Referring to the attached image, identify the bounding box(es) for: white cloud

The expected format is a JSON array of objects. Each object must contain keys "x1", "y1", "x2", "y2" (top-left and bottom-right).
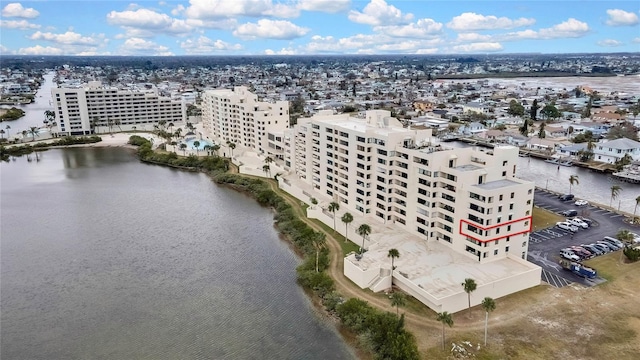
[
  {"x1": 605, "y1": 9, "x2": 639, "y2": 26},
  {"x1": 118, "y1": 37, "x2": 173, "y2": 56},
  {"x1": 264, "y1": 47, "x2": 297, "y2": 55},
  {"x1": 106, "y1": 9, "x2": 193, "y2": 36},
  {"x1": 2, "y1": 3, "x2": 39, "y2": 18},
  {"x1": 180, "y1": 36, "x2": 242, "y2": 54},
  {"x1": 447, "y1": 12, "x2": 535, "y2": 31},
  {"x1": 297, "y1": 0, "x2": 350, "y2": 13},
  {"x1": 183, "y1": 0, "x2": 298, "y2": 19},
  {"x1": 233, "y1": 19, "x2": 309, "y2": 40},
  {"x1": 30, "y1": 31, "x2": 102, "y2": 46},
  {"x1": 597, "y1": 39, "x2": 623, "y2": 47},
  {"x1": 416, "y1": 48, "x2": 438, "y2": 54},
  {"x1": 538, "y1": 18, "x2": 589, "y2": 38},
  {"x1": 0, "y1": 19, "x2": 40, "y2": 30},
  {"x1": 374, "y1": 18, "x2": 443, "y2": 38},
  {"x1": 456, "y1": 33, "x2": 492, "y2": 43},
  {"x1": 633, "y1": 37, "x2": 640, "y2": 44},
  {"x1": 0, "y1": 44, "x2": 13, "y2": 54},
  {"x1": 185, "y1": 18, "x2": 237, "y2": 30},
  {"x1": 348, "y1": 0, "x2": 413, "y2": 26},
  {"x1": 303, "y1": 33, "x2": 443, "y2": 54},
  {"x1": 452, "y1": 42, "x2": 503, "y2": 53},
  {"x1": 502, "y1": 18, "x2": 590, "y2": 40},
  {"x1": 18, "y1": 45, "x2": 64, "y2": 55}
]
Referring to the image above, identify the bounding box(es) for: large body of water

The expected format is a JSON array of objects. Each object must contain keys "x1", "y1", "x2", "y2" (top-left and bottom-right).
[{"x1": 0, "y1": 148, "x2": 353, "y2": 360}]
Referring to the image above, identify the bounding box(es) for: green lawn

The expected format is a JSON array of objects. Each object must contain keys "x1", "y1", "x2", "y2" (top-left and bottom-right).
[
  {"x1": 531, "y1": 206, "x2": 564, "y2": 231},
  {"x1": 309, "y1": 219, "x2": 360, "y2": 256}
]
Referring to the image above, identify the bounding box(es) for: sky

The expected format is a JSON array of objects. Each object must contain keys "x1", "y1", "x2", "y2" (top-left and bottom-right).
[{"x1": 0, "y1": 0, "x2": 639, "y2": 56}]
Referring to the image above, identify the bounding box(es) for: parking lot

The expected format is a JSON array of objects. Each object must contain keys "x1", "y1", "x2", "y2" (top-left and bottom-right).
[{"x1": 527, "y1": 188, "x2": 635, "y2": 288}]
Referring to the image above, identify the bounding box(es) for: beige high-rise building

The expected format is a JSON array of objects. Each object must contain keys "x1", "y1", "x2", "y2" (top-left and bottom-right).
[
  {"x1": 51, "y1": 81, "x2": 183, "y2": 136},
  {"x1": 288, "y1": 110, "x2": 534, "y2": 263},
  {"x1": 201, "y1": 86, "x2": 288, "y2": 158}
]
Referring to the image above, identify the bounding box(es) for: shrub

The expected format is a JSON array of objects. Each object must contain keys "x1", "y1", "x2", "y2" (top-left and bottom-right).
[{"x1": 623, "y1": 247, "x2": 640, "y2": 262}]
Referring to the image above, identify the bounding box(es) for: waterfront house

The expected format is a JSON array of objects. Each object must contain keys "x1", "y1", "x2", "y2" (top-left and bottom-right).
[
  {"x1": 593, "y1": 138, "x2": 640, "y2": 163},
  {"x1": 460, "y1": 121, "x2": 487, "y2": 136}
]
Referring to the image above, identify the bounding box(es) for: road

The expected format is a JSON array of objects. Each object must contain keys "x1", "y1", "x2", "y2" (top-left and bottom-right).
[{"x1": 528, "y1": 188, "x2": 638, "y2": 287}]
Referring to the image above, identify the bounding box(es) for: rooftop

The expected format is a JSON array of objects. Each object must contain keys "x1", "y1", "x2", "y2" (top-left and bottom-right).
[{"x1": 475, "y1": 178, "x2": 521, "y2": 190}]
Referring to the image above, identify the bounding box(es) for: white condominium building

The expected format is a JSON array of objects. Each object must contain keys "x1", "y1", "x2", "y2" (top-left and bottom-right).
[
  {"x1": 290, "y1": 110, "x2": 534, "y2": 263},
  {"x1": 201, "y1": 86, "x2": 289, "y2": 157},
  {"x1": 51, "y1": 81, "x2": 184, "y2": 136}
]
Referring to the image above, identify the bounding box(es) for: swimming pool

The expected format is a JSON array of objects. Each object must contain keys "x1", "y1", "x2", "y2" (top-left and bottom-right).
[{"x1": 183, "y1": 138, "x2": 213, "y2": 150}]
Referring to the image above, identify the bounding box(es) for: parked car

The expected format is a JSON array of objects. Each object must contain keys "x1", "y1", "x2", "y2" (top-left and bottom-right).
[
  {"x1": 591, "y1": 243, "x2": 611, "y2": 254},
  {"x1": 570, "y1": 246, "x2": 592, "y2": 259},
  {"x1": 631, "y1": 232, "x2": 640, "y2": 244},
  {"x1": 574, "y1": 200, "x2": 589, "y2": 206},
  {"x1": 556, "y1": 221, "x2": 579, "y2": 232},
  {"x1": 560, "y1": 209, "x2": 578, "y2": 217},
  {"x1": 559, "y1": 194, "x2": 575, "y2": 201},
  {"x1": 567, "y1": 218, "x2": 589, "y2": 229},
  {"x1": 597, "y1": 241, "x2": 620, "y2": 251},
  {"x1": 602, "y1": 236, "x2": 624, "y2": 248},
  {"x1": 575, "y1": 216, "x2": 593, "y2": 226},
  {"x1": 560, "y1": 249, "x2": 581, "y2": 261},
  {"x1": 581, "y1": 244, "x2": 604, "y2": 256}
]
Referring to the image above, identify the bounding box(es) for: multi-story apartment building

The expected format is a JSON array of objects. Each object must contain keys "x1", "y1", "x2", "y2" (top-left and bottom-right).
[
  {"x1": 289, "y1": 110, "x2": 534, "y2": 263},
  {"x1": 201, "y1": 86, "x2": 288, "y2": 157},
  {"x1": 51, "y1": 81, "x2": 184, "y2": 136}
]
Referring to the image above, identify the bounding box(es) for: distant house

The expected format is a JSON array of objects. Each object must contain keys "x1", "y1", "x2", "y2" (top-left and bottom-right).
[
  {"x1": 557, "y1": 143, "x2": 588, "y2": 157},
  {"x1": 593, "y1": 138, "x2": 640, "y2": 163},
  {"x1": 459, "y1": 122, "x2": 486, "y2": 136},
  {"x1": 462, "y1": 101, "x2": 489, "y2": 115}
]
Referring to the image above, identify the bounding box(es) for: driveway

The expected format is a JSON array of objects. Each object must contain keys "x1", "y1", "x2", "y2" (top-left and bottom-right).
[{"x1": 527, "y1": 188, "x2": 636, "y2": 287}]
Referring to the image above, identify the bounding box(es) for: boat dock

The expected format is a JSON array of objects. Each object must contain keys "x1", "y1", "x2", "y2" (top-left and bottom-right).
[{"x1": 612, "y1": 165, "x2": 640, "y2": 184}]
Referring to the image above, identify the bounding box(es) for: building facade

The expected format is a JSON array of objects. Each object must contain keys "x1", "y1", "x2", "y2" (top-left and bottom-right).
[
  {"x1": 201, "y1": 86, "x2": 289, "y2": 157},
  {"x1": 289, "y1": 110, "x2": 534, "y2": 263},
  {"x1": 51, "y1": 81, "x2": 184, "y2": 136}
]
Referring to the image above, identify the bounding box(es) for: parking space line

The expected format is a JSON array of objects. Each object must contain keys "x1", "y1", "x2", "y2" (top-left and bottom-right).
[{"x1": 610, "y1": 214, "x2": 622, "y2": 218}]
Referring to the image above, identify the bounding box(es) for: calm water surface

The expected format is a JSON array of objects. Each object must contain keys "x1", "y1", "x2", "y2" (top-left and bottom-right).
[{"x1": 1, "y1": 148, "x2": 353, "y2": 360}]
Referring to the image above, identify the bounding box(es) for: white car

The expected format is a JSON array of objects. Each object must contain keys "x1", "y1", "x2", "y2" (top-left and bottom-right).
[
  {"x1": 574, "y1": 200, "x2": 589, "y2": 206},
  {"x1": 556, "y1": 221, "x2": 579, "y2": 232},
  {"x1": 560, "y1": 249, "x2": 580, "y2": 261},
  {"x1": 631, "y1": 232, "x2": 640, "y2": 244},
  {"x1": 567, "y1": 218, "x2": 589, "y2": 229}
]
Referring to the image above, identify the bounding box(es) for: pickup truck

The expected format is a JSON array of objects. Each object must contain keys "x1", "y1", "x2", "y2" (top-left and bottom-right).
[{"x1": 559, "y1": 259, "x2": 597, "y2": 279}]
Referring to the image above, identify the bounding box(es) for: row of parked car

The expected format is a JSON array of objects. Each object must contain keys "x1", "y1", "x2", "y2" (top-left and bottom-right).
[
  {"x1": 556, "y1": 216, "x2": 592, "y2": 232},
  {"x1": 560, "y1": 236, "x2": 625, "y2": 261}
]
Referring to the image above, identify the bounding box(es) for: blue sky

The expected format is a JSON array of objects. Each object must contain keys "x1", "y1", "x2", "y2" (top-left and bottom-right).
[{"x1": 1, "y1": 1, "x2": 638, "y2": 56}]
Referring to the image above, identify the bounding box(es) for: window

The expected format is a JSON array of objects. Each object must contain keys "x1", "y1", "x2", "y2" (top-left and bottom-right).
[
  {"x1": 506, "y1": 246, "x2": 510, "y2": 252},
  {"x1": 502, "y1": 171, "x2": 507, "y2": 176},
  {"x1": 502, "y1": 160, "x2": 508, "y2": 166},
  {"x1": 494, "y1": 249, "x2": 498, "y2": 255},
  {"x1": 499, "y1": 194, "x2": 503, "y2": 201},
  {"x1": 509, "y1": 203, "x2": 514, "y2": 210},
  {"x1": 511, "y1": 192, "x2": 515, "y2": 199}
]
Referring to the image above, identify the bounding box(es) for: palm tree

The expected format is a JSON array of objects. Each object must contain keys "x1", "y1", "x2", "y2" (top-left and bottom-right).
[
  {"x1": 390, "y1": 292, "x2": 406, "y2": 317},
  {"x1": 90, "y1": 117, "x2": 99, "y2": 134},
  {"x1": 203, "y1": 144, "x2": 212, "y2": 156},
  {"x1": 436, "y1": 311, "x2": 454, "y2": 350},
  {"x1": 634, "y1": 195, "x2": 640, "y2": 222},
  {"x1": 212, "y1": 144, "x2": 221, "y2": 157},
  {"x1": 0, "y1": 129, "x2": 4, "y2": 139},
  {"x1": 167, "y1": 122, "x2": 174, "y2": 132},
  {"x1": 28, "y1": 127, "x2": 38, "y2": 141},
  {"x1": 312, "y1": 232, "x2": 326, "y2": 272},
  {"x1": 193, "y1": 140, "x2": 200, "y2": 153},
  {"x1": 179, "y1": 143, "x2": 187, "y2": 155},
  {"x1": 610, "y1": 185, "x2": 622, "y2": 207},
  {"x1": 357, "y1": 223, "x2": 371, "y2": 254},
  {"x1": 5, "y1": 125, "x2": 11, "y2": 138},
  {"x1": 174, "y1": 128, "x2": 182, "y2": 139},
  {"x1": 264, "y1": 156, "x2": 273, "y2": 165},
  {"x1": 462, "y1": 278, "x2": 477, "y2": 318},
  {"x1": 262, "y1": 164, "x2": 270, "y2": 177},
  {"x1": 481, "y1": 297, "x2": 496, "y2": 346},
  {"x1": 568, "y1": 175, "x2": 579, "y2": 194},
  {"x1": 341, "y1": 212, "x2": 353, "y2": 243},
  {"x1": 328, "y1": 201, "x2": 340, "y2": 233},
  {"x1": 228, "y1": 142, "x2": 236, "y2": 157},
  {"x1": 388, "y1": 248, "x2": 400, "y2": 271}
]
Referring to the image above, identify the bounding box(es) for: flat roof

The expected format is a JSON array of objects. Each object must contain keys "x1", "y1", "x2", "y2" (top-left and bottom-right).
[
  {"x1": 475, "y1": 178, "x2": 520, "y2": 190},
  {"x1": 346, "y1": 222, "x2": 537, "y2": 300},
  {"x1": 455, "y1": 164, "x2": 482, "y2": 172}
]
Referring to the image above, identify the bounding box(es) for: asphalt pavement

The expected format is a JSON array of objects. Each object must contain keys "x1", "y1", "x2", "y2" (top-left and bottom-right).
[{"x1": 527, "y1": 188, "x2": 638, "y2": 288}]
